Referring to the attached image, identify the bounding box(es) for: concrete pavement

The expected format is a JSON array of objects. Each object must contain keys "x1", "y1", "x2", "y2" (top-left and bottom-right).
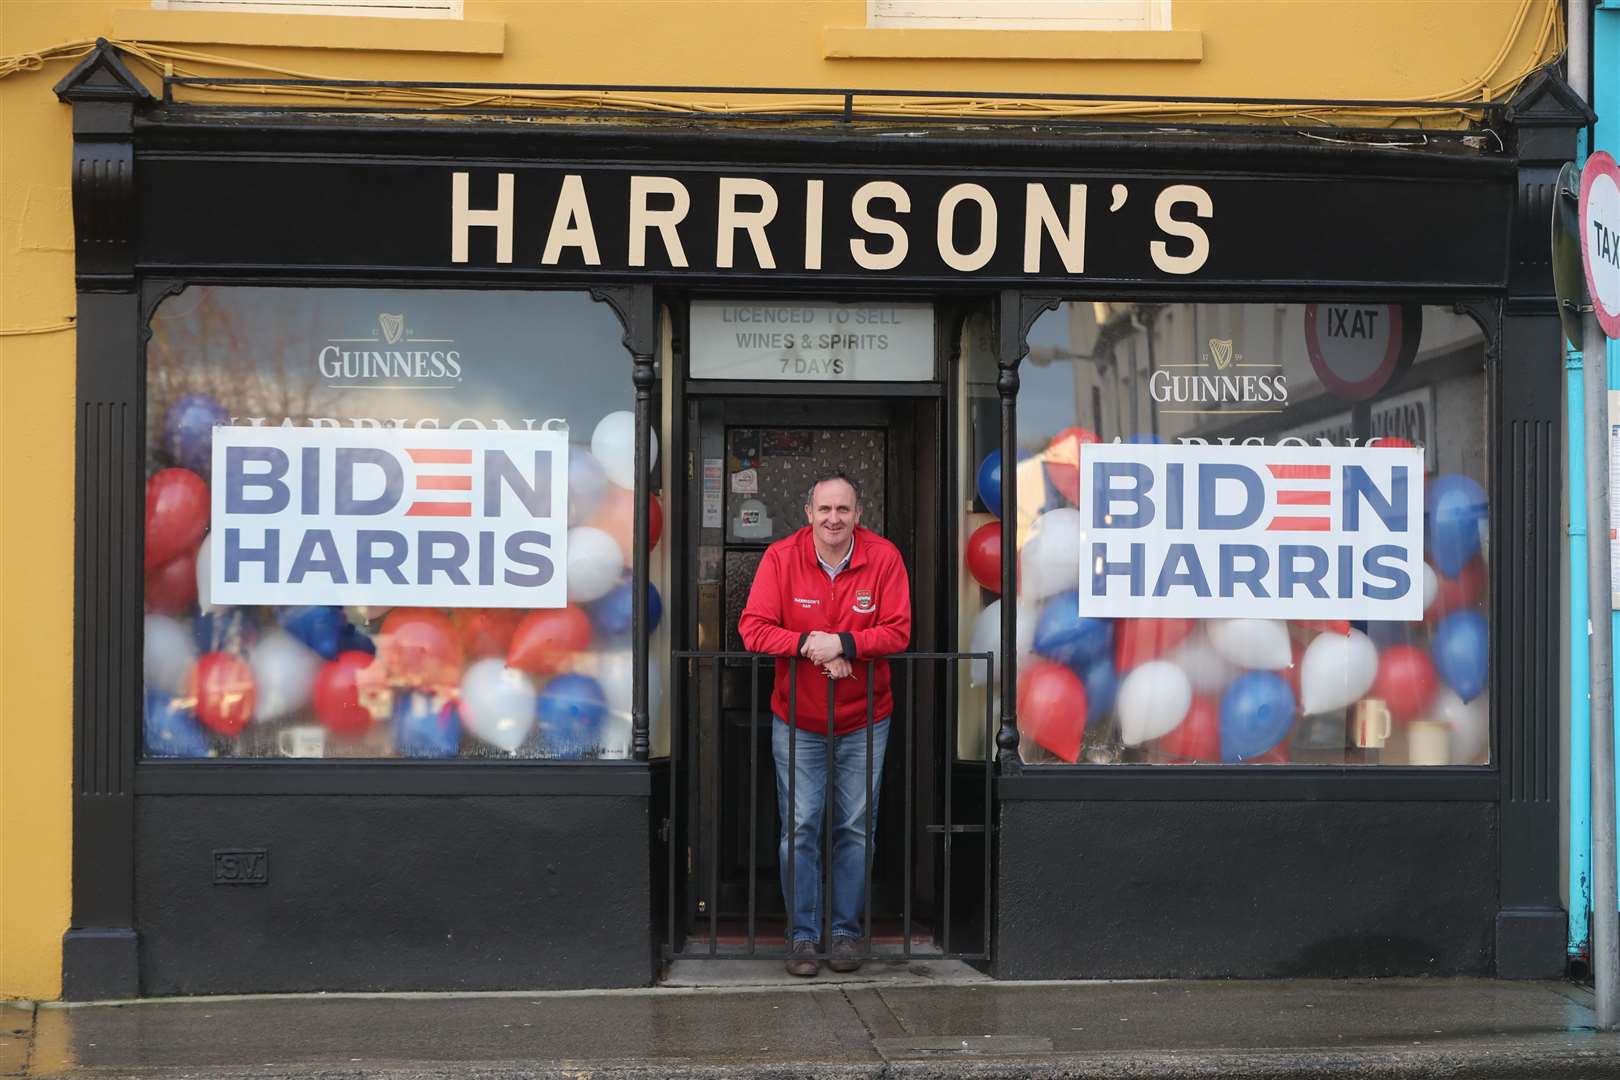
[{"x1": 3, "y1": 962, "x2": 1618, "y2": 1079}]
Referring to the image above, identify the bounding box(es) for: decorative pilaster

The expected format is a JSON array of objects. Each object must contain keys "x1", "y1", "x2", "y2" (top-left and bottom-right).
[
  {"x1": 592, "y1": 285, "x2": 658, "y2": 761},
  {"x1": 992, "y1": 292, "x2": 1060, "y2": 771},
  {"x1": 54, "y1": 40, "x2": 154, "y2": 1001}
]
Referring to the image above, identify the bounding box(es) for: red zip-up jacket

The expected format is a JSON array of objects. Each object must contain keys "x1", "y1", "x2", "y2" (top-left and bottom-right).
[{"x1": 738, "y1": 526, "x2": 911, "y2": 735}]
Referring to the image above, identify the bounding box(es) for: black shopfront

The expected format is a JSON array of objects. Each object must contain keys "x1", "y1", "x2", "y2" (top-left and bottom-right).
[{"x1": 57, "y1": 44, "x2": 1587, "y2": 998}]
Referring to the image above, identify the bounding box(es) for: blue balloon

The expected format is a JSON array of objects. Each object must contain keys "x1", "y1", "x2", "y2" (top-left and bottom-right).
[
  {"x1": 1426, "y1": 474, "x2": 1487, "y2": 578},
  {"x1": 162, "y1": 393, "x2": 229, "y2": 474},
  {"x1": 336, "y1": 621, "x2": 377, "y2": 657},
  {"x1": 537, "y1": 673, "x2": 608, "y2": 757},
  {"x1": 144, "y1": 691, "x2": 211, "y2": 758},
  {"x1": 1220, "y1": 672, "x2": 1296, "y2": 762},
  {"x1": 1432, "y1": 610, "x2": 1488, "y2": 702},
  {"x1": 589, "y1": 580, "x2": 663, "y2": 639},
  {"x1": 279, "y1": 606, "x2": 347, "y2": 660},
  {"x1": 1081, "y1": 657, "x2": 1118, "y2": 725},
  {"x1": 393, "y1": 690, "x2": 461, "y2": 758},
  {"x1": 193, "y1": 608, "x2": 259, "y2": 655},
  {"x1": 1126, "y1": 433, "x2": 1164, "y2": 444},
  {"x1": 975, "y1": 449, "x2": 1030, "y2": 519},
  {"x1": 1032, "y1": 592, "x2": 1113, "y2": 671}
]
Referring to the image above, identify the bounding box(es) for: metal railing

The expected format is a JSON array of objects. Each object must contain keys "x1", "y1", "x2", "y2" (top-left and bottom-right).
[{"x1": 667, "y1": 651, "x2": 994, "y2": 964}]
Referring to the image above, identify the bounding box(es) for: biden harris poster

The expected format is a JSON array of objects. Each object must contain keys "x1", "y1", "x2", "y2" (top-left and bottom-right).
[
  {"x1": 1076, "y1": 443, "x2": 1425, "y2": 621},
  {"x1": 210, "y1": 426, "x2": 569, "y2": 609}
]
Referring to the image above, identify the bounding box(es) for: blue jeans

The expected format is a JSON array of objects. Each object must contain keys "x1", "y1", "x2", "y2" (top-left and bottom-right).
[{"x1": 772, "y1": 716, "x2": 890, "y2": 945}]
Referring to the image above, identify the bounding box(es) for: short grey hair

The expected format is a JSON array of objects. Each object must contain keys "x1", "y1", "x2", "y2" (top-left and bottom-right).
[{"x1": 805, "y1": 470, "x2": 862, "y2": 509}]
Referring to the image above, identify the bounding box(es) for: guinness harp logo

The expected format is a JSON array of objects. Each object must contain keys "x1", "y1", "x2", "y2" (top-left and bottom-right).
[
  {"x1": 379, "y1": 313, "x2": 406, "y2": 345},
  {"x1": 1208, "y1": 338, "x2": 1235, "y2": 371}
]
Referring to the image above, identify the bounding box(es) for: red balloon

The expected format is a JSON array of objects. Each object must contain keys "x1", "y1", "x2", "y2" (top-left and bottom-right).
[
  {"x1": 379, "y1": 608, "x2": 463, "y2": 690},
  {"x1": 145, "y1": 548, "x2": 198, "y2": 615},
  {"x1": 313, "y1": 650, "x2": 386, "y2": 736},
  {"x1": 649, "y1": 494, "x2": 664, "y2": 551},
  {"x1": 145, "y1": 468, "x2": 209, "y2": 570},
  {"x1": 452, "y1": 608, "x2": 523, "y2": 660},
  {"x1": 508, "y1": 607, "x2": 593, "y2": 676},
  {"x1": 1370, "y1": 436, "x2": 1415, "y2": 449},
  {"x1": 1251, "y1": 744, "x2": 1292, "y2": 764},
  {"x1": 1114, "y1": 618, "x2": 1195, "y2": 671},
  {"x1": 1428, "y1": 556, "x2": 1486, "y2": 620},
  {"x1": 1042, "y1": 427, "x2": 1101, "y2": 505},
  {"x1": 1016, "y1": 660, "x2": 1087, "y2": 763},
  {"x1": 965, "y1": 522, "x2": 1002, "y2": 592},
  {"x1": 191, "y1": 651, "x2": 255, "y2": 737},
  {"x1": 1372, "y1": 644, "x2": 1438, "y2": 724},
  {"x1": 1158, "y1": 695, "x2": 1220, "y2": 761}
]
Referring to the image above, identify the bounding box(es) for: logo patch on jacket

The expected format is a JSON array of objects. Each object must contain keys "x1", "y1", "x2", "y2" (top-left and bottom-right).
[{"x1": 852, "y1": 589, "x2": 875, "y2": 614}]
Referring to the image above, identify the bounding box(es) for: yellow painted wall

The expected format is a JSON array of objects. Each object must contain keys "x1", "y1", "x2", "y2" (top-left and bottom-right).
[{"x1": 0, "y1": 0, "x2": 1562, "y2": 999}]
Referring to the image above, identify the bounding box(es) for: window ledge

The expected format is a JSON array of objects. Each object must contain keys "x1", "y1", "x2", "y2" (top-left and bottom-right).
[
  {"x1": 111, "y1": 8, "x2": 505, "y2": 55},
  {"x1": 824, "y1": 27, "x2": 1202, "y2": 62}
]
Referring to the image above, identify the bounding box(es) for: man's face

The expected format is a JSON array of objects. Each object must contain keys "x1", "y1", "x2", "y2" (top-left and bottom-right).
[{"x1": 805, "y1": 479, "x2": 861, "y2": 551}]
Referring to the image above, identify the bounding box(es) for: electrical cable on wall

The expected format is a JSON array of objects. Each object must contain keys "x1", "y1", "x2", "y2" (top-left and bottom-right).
[{"x1": 0, "y1": 0, "x2": 1564, "y2": 128}]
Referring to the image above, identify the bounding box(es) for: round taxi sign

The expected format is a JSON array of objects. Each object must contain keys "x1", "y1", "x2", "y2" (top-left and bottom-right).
[{"x1": 1580, "y1": 151, "x2": 1620, "y2": 340}]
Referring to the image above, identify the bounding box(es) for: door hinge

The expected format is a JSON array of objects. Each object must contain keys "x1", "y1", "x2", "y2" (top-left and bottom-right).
[
  {"x1": 688, "y1": 450, "x2": 695, "y2": 482},
  {"x1": 658, "y1": 817, "x2": 672, "y2": 843}
]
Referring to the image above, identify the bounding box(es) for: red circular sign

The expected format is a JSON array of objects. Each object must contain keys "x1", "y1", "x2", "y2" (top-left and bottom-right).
[
  {"x1": 1580, "y1": 151, "x2": 1620, "y2": 340},
  {"x1": 1304, "y1": 304, "x2": 1421, "y2": 402}
]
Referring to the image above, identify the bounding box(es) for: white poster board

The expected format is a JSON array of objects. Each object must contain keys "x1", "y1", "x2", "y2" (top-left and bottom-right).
[
  {"x1": 210, "y1": 426, "x2": 569, "y2": 608},
  {"x1": 1076, "y1": 443, "x2": 1426, "y2": 620}
]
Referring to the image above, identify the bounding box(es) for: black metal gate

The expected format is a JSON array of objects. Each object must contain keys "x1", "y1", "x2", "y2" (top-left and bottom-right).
[{"x1": 666, "y1": 651, "x2": 993, "y2": 966}]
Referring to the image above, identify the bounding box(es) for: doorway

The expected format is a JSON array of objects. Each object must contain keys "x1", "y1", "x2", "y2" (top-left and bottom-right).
[{"x1": 676, "y1": 391, "x2": 956, "y2": 954}]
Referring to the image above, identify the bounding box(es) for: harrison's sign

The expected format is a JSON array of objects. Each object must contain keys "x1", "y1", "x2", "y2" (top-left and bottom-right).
[{"x1": 140, "y1": 158, "x2": 1515, "y2": 290}]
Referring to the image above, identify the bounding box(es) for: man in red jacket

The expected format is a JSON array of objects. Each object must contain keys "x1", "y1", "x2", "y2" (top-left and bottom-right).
[{"x1": 739, "y1": 471, "x2": 911, "y2": 977}]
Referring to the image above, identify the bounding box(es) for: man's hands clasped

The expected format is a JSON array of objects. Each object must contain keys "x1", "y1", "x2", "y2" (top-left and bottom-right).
[{"x1": 802, "y1": 630, "x2": 852, "y2": 679}]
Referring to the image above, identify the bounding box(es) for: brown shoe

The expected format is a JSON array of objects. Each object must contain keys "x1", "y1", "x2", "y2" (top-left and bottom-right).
[
  {"x1": 827, "y1": 936, "x2": 864, "y2": 973},
  {"x1": 785, "y1": 939, "x2": 819, "y2": 977}
]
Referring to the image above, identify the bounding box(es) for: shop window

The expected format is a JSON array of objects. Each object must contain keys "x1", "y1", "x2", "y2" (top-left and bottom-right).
[
  {"x1": 958, "y1": 301, "x2": 1490, "y2": 767},
  {"x1": 151, "y1": 0, "x2": 463, "y2": 18},
  {"x1": 869, "y1": 0, "x2": 1171, "y2": 32},
  {"x1": 141, "y1": 286, "x2": 656, "y2": 761}
]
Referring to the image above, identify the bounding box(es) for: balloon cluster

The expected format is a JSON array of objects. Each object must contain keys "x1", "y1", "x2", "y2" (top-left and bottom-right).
[
  {"x1": 964, "y1": 433, "x2": 1490, "y2": 766},
  {"x1": 143, "y1": 408, "x2": 666, "y2": 760}
]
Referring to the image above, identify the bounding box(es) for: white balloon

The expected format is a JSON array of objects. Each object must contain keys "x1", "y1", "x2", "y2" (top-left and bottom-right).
[
  {"x1": 195, "y1": 541, "x2": 215, "y2": 614},
  {"x1": 1299, "y1": 628, "x2": 1378, "y2": 714},
  {"x1": 144, "y1": 613, "x2": 197, "y2": 695},
  {"x1": 567, "y1": 526, "x2": 625, "y2": 603},
  {"x1": 1207, "y1": 619, "x2": 1292, "y2": 670},
  {"x1": 1169, "y1": 629, "x2": 1240, "y2": 695},
  {"x1": 591, "y1": 411, "x2": 657, "y2": 491},
  {"x1": 1421, "y1": 563, "x2": 1439, "y2": 611},
  {"x1": 1019, "y1": 508, "x2": 1083, "y2": 599},
  {"x1": 595, "y1": 649, "x2": 665, "y2": 720},
  {"x1": 567, "y1": 446, "x2": 610, "y2": 526},
  {"x1": 248, "y1": 630, "x2": 322, "y2": 723},
  {"x1": 460, "y1": 658, "x2": 538, "y2": 753},
  {"x1": 967, "y1": 598, "x2": 1036, "y2": 688},
  {"x1": 1429, "y1": 686, "x2": 1488, "y2": 764},
  {"x1": 1116, "y1": 660, "x2": 1192, "y2": 746}
]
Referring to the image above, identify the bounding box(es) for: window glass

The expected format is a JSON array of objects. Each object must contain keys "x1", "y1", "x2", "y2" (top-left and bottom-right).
[
  {"x1": 970, "y1": 301, "x2": 1487, "y2": 766},
  {"x1": 142, "y1": 286, "x2": 652, "y2": 760}
]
